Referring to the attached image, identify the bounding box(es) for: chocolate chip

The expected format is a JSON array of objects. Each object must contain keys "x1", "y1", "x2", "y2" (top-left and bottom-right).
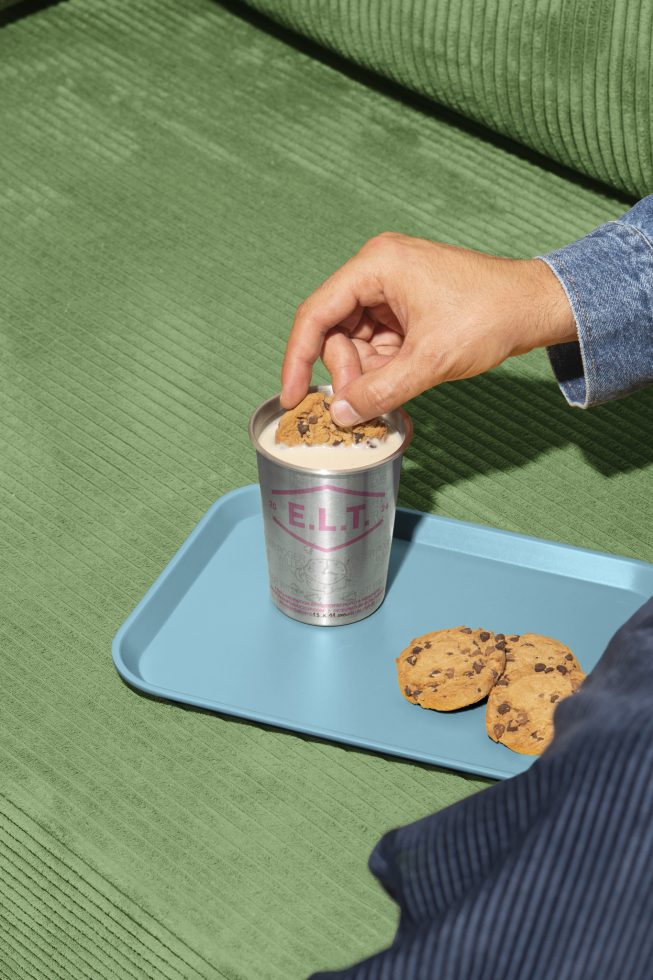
[
  {"x1": 429, "y1": 669, "x2": 441, "y2": 676},
  {"x1": 480, "y1": 631, "x2": 491, "y2": 642},
  {"x1": 404, "y1": 686, "x2": 420, "y2": 699},
  {"x1": 460, "y1": 627, "x2": 473, "y2": 634},
  {"x1": 523, "y1": 642, "x2": 534, "y2": 647},
  {"x1": 493, "y1": 723, "x2": 505, "y2": 738},
  {"x1": 534, "y1": 663, "x2": 546, "y2": 672},
  {"x1": 509, "y1": 635, "x2": 520, "y2": 642},
  {"x1": 473, "y1": 661, "x2": 484, "y2": 674},
  {"x1": 297, "y1": 420, "x2": 309, "y2": 435},
  {"x1": 565, "y1": 653, "x2": 574, "y2": 661},
  {"x1": 556, "y1": 664, "x2": 568, "y2": 675},
  {"x1": 429, "y1": 683, "x2": 439, "y2": 691},
  {"x1": 412, "y1": 646, "x2": 422, "y2": 655},
  {"x1": 424, "y1": 641, "x2": 432, "y2": 649},
  {"x1": 530, "y1": 730, "x2": 539, "y2": 739},
  {"x1": 550, "y1": 694, "x2": 559, "y2": 703},
  {"x1": 495, "y1": 633, "x2": 505, "y2": 641},
  {"x1": 497, "y1": 677, "x2": 509, "y2": 686},
  {"x1": 545, "y1": 667, "x2": 554, "y2": 673},
  {"x1": 507, "y1": 720, "x2": 518, "y2": 732},
  {"x1": 490, "y1": 669, "x2": 498, "y2": 680},
  {"x1": 464, "y1": 670, "x2": 473, "y2": 678},
  {"x1": 445, "y1": 668, "x2": 454, "y2": 679},
  {"x1": 333, "y1": 439, "x2": 343, "y2": 447},
  {"x1": 353, "y1": 432, "x2": 364, "y2": 444},
  {"x1": 308, "y1": 415, "x2": 318, "y2": 424},
  {"x1": 497, "y1": 703, "x2": 510, "y2": 714},
  {"x1": 495, "y1": 640, "x2": 506, "y2": 651},
  {"x1": 516, "y1": 711, "x2": 528, "y2": 725},
  {"x1": 406, "y1": 654, "x2": 418, "y2": 666}
]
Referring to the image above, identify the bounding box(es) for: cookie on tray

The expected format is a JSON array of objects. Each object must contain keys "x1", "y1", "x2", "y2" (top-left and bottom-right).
[
  {"x1": 275, "y1": 392, "x2": 387, "y2": 447},
  {"x1": 494, "y1": 632, "x2": 583, "y2": 689},
  {"x1": 486, "y1": 669, "x2": 584, "y2": 755},
  {"x1": 396, "y1": 626, "x2": 506, "y2": 712}
]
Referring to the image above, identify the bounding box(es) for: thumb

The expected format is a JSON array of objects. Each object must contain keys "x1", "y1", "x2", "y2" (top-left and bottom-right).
[{"x1": 331, "y1": 350, "x2": 431, "y2": 425}]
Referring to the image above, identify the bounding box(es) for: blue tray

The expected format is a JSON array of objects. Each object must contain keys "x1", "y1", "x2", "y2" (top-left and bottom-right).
[{"x1": 112, "y1": 485, "x2": 653, "y2": 780}]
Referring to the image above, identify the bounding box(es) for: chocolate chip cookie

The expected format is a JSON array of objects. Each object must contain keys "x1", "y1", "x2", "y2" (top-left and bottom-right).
[
  {"x1": 493, "y1": 633, "x2": 583, "y2": 689},
  {"x1": 396, "y1": 626, "x2": 506, "y2": 712},
  {"x1": 276, "y1": 392, "x2": 388, "y2": 447},
  {"x1": 487, "y1": 670, "x2": 583, "y2": 754}
]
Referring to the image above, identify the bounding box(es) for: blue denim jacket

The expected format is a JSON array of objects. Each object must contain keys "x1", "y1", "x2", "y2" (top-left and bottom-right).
[{"x1": 539, "y1": 195, "x2": 653, "y2": 407}]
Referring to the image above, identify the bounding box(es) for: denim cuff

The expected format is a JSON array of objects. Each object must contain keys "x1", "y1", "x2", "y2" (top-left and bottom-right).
[{"x1": 538, "y1": 200, "x2": 653, "y2": 408}]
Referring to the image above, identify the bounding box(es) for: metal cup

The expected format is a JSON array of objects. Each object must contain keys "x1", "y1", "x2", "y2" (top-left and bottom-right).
[{"x1": 249, "y1": 386, "x2": 413, "y2": 626}]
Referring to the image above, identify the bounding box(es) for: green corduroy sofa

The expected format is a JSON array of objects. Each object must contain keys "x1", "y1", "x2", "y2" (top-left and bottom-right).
[{"x1": 1, "y1": 1, "x2": 652, "y2": 978}]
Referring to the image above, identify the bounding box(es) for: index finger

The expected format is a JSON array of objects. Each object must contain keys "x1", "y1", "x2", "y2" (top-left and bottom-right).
[{"x1": 280, "y1": 255, "x2": 384, "y2": 408}]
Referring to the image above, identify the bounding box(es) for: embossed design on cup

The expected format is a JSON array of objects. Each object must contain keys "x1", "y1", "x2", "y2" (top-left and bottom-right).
[{"x1": 270, "y1": 483, "x2": 390, "y2": 553}]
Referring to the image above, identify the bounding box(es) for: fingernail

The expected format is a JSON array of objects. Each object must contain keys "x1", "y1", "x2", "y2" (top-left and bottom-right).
[{"x1": 331, "y1": 399, "x2": 361, "y2": 426}]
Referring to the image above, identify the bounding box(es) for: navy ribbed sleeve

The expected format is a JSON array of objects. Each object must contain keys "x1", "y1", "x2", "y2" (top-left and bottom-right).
[{"x1": 311, "y1": 597, "x2": 653, "y2": 979}]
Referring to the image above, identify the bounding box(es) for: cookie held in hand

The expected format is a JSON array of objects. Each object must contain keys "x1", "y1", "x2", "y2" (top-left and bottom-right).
[
  {"x1": 396, "y1": 626, "x2": 506, "y2": 712},
  {"x1": 276, "y1": 392, "x2": 387, "y2": 447}
]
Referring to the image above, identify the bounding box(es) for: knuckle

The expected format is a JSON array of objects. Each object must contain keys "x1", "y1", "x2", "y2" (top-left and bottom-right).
[
  {"x1": 365, "y1": 373, "x2": 397, "y2": 413},
  {"x1": 294, "y1": 299, "x2": 309, "y2": 320},
  {"x1": 364, "y1": 231, "x2": 400, "y2": 253}
]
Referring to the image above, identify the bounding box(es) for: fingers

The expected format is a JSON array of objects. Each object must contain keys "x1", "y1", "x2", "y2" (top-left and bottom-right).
[
  {"x1": 280, "y1": 257, "x2": 385, "y2": 408},
  {"x1": 321, "y1": 328, "x2": 362, "y2": 392},
  {"x1": 351, "y1": 342, "x2": 396, "y2": 374},
  {"x1": 330, "y1": 346, "x2": 434, "y2": 425}
]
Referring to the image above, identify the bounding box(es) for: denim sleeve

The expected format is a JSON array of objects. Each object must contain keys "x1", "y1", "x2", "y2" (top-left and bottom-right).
[{"x1": 538, "y1": 195, "x2": 653, "y2": 408}]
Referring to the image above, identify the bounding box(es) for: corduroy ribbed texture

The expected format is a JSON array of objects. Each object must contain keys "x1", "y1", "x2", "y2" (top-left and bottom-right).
[
  {"x1": 239, "y1": 0, "x2": 653, "y2": 199},
  {"x1": 0, "y1": 0, "x2": 652, "y2": 977}
]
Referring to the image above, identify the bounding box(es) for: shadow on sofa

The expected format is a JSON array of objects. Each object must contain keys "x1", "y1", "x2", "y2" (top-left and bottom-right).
[{"x1": 405, "y1": 372, "x2": 653, "y2": 513}]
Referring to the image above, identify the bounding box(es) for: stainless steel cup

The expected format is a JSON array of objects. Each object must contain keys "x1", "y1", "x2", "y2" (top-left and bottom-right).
[{"x1": 249, "y1": 386, "x2": 413, "y2": 626}]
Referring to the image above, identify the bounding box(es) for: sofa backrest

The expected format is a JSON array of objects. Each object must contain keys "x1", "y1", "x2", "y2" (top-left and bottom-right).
[{"x1": 241, "y1": 0, "x2": 651, "y2": 199}]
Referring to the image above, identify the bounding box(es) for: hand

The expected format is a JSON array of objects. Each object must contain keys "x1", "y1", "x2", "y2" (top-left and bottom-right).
[{"x1": 280, "y1": 233, "x2": 577, "y2": 425}]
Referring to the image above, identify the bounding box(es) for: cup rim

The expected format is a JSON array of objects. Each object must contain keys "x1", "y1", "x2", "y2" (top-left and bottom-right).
[{"x1": 248, "y1": 385, "x2": 413, "y2": 476}]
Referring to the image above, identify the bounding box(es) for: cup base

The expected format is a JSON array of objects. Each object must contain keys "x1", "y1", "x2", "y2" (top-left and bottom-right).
[{"x1": 270, "y1": 587, "x2": 386, "y2": 627}]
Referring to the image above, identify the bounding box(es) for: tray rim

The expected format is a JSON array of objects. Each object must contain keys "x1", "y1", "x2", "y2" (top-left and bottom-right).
[{"x1": 112, "y1": 484, "x2": 653, "y2": 779}]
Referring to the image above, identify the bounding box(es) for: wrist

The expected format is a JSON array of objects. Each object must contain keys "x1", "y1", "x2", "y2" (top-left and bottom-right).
[{"x1": 520, "y1": 257, "x2": 578, "y2": 350}]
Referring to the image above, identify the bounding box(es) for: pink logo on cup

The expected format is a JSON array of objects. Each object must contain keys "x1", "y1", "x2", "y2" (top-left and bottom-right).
[{"x1": 269, "y1": 484, "x2": 389, "y2": 553}]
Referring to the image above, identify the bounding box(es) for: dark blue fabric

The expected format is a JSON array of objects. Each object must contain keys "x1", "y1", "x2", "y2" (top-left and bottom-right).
[
  {"x1": 311, "y1": 597, "x2": 653, "y2": 979},
  {"x1": 539, "y1": 195, "x2": 653, "y2": 408}
]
